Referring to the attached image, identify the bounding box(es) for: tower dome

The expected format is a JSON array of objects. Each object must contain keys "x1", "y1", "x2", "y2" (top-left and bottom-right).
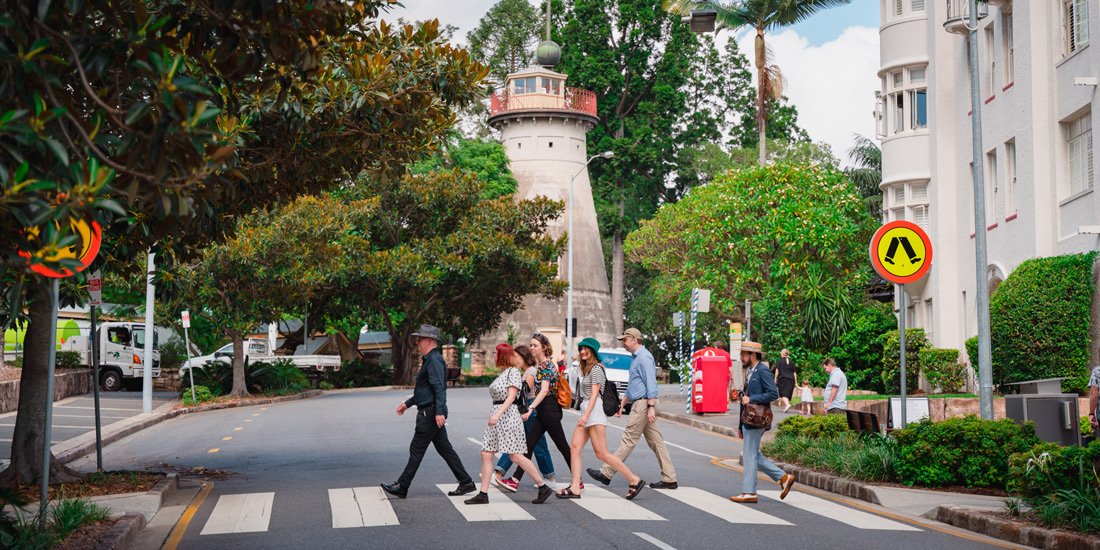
[{"x1": 536, "y1": 40, "x2": 561, "y2": 68}]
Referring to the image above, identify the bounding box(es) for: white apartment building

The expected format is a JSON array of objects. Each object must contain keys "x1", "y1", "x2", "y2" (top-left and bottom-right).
[{"x1": 878, "y1": 0, "x2": 1098, "y2": 355}]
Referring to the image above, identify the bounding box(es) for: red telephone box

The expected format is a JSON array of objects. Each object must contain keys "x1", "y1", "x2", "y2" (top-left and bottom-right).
[{"x1": 691, "y1": 353, "x2": 731, "y2": 414}]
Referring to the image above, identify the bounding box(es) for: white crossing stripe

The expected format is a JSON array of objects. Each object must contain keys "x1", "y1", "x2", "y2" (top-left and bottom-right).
[
  {"x1": 635, "y1": 531, "x2": 678, "y2": 550},
  {"x1": 329, "y1": 487, "x2": 399, "y2": 528},
  {"x1": 200, "y1": 493, "x2": 276, "y2": 535},
  {"x1": 758, "y1": 491, "x2": 920, "y2": 531},
  {"x1": 656, "y1": 487, "x2": 791, "y2": 525},
  {"x1": 568, "y1": 485, "x2": 665, "y2": 521},
  {"x1": 437, "y1": 484, "x2": 534, "y2": 522}
]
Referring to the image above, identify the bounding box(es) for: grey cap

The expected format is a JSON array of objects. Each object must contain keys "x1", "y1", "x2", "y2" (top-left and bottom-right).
[{"x1": 410, "y1": 324, "x2": 442, "y2": 342}]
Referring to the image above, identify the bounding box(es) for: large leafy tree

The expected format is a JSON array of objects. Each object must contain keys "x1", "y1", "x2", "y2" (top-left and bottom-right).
[
  {"x1": 467, "y1": 0, "x2": 543, "y2": 85},
  {"x1": 410, "y1": 137, "x2": 518, "y2": 199},
  {"x1": 0, "y1": 1, "x2": 487, "y2": 486},
  {"x1": 666, "y1": 0, "x2": 851, "y2": 165}
]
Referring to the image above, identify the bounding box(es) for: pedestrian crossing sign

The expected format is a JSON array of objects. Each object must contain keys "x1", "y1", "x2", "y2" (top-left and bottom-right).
[{"x1": 870, "y1": 220, "x2": 932, "y2": 284}]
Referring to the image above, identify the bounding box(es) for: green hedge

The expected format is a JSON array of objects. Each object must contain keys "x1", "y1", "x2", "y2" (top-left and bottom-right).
[
  {"x1": 828, "y1": 301, "x2": 897, "y2": 393},
  {"x1": 964, "y1": 335, "x2": 979, "y2": 373},
  {"x1": 880, "y1": 328, "x2": 927, "y2": 394},
  {"x1": 775, "y1": 414, "x2": 850, "y2": 439},
  {"x1": 894, "y1": 416, "x2": 1039, "y2": 488},
  {"x1": 990, "y1": 252, "x2": 1097, "y2": 393},
  {"x1": 1007, "y1": 441, "x2": 1100, "y2": 497},
  {"x1": 920, "y1": 348, "x2": 964, "y2": 393}
]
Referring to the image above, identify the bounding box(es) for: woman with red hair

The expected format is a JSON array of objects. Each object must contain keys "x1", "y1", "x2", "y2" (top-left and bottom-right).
[{"x1": 465, "y1": 343, "x2": 554, "y2": 505}]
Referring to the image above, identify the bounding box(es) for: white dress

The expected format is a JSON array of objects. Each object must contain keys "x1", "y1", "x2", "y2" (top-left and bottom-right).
[
  {"x1": 801, "y1": 386, "x2": 813, "y2": 402},
  {"x1": 481, "y1": 367, "x2": 528, "y2": 454}
]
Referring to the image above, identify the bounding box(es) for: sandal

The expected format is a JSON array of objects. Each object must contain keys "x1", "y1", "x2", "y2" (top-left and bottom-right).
[
  {"x1": 555, "y1": 487, "x2": 581, "y2": 499},
  {"x1": 625, "y1": 478, "x2": 646, "y2": 500}
]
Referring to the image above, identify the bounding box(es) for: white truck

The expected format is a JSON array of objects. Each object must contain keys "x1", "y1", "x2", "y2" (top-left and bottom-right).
[
  {"x1": 61, "y1": 321, "x2": 161, "y2": 391},
  {"x1": 180, "y1": 338, "x2": 341, "y2": 374}
]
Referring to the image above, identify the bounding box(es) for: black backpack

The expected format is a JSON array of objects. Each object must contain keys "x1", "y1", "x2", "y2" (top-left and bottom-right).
[
  {"x1": 598, "y1": 365, "x2": 620, "y2": 416},
  {"x1": 515, "y1": 368, "x2": 530, "y2": 414}
]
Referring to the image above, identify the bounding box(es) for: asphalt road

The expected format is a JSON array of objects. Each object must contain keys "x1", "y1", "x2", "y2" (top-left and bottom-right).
[{"x1": 76, "y1": 387, "x2": 1007, "y2": 550}]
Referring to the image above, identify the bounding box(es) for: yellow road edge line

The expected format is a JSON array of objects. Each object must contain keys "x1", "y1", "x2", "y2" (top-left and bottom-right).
[
  {"x1": 709, "y1": 457, "x2": 1018, "y2": 549},
  {"x1": 163, "y1": 480, "x2": 213, "y2": 550}
]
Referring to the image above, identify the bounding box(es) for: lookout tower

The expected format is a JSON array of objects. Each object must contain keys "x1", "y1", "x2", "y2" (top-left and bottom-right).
[{"x1": 483, "y1": 58, "x2": 616, "y2": 353}]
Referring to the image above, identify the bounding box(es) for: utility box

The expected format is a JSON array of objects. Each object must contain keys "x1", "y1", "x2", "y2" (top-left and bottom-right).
[
  {"x1": 691, "y1": 355, "x2": 731, "y2": 414},
  {"x1": 1004, "y1": 378, "x2": 1081, "y2": 446}
]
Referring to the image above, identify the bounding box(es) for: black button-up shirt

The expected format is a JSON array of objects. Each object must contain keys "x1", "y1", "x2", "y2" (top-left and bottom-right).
[{"x1": 404, "y1": 348, "x2": 448, "y2": 417}]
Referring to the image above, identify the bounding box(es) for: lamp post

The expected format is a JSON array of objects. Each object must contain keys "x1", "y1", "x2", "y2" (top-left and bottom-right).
[{"x1": 566, "y1": 151, "x2": 614, "y2": 363}]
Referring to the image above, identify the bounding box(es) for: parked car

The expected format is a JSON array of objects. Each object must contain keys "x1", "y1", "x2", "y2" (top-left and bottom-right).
[{"x1": 565, "y1": 348, "x2": 632, "y2": 410}]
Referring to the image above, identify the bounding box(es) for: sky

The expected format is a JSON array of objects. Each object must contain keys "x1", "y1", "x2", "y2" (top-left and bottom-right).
[{"x1": 388, "y1": 0, "x2": 881, "y2": 163}]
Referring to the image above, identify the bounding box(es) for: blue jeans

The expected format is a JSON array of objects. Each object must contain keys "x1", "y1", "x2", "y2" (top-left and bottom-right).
[
  {"x1": 495, "y1": 409, "x2": 554, "y2": 477},
  {"x1": 742, "y1": 427, "x2": 785, "y2": 494}
]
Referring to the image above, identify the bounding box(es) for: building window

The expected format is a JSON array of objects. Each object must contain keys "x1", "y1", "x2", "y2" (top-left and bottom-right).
[
  {"x1": 910, "y1": 0, "x2": 924, "y2": 12},
  {"x1": 986, "y1": 150, "x2": 998, "y2": 221},
  {"x1": 1064, "y1": 0, "x2": 1089, "y2": 55},
  {"x1": 1066, "y1": 112, "x2": 1094, "y2": 195},
  {"x1": 1002, "y1": 13, "x2": 1014, "y2": 85},
  {"x1": 925, "y1": 298, "x2": 933, "y2": 340},
  {"x1": 893, "y1": 93, "x2": 905, "y2": 134},
  {"x1": 983, "y1": 27, "x2": 995, "y2": 98},
  {"x1": 540, "y1": 77, "x2": 561, "y2": 94},
  {"x1": 884, "y1": 181, "x2": 930, "y2": 228},
  {"x1": 893, "y1": 0, "x2": 903, "y2": 17},
  {"x1": 1005, "y1": 139, "x2": 1016, "y2": 215},
  {"x1": 513, "y1": 76, "x2": 537, "y2": 94},
  {"x1": 883, "y1": 66, "x2": 929, "y2": 135}
]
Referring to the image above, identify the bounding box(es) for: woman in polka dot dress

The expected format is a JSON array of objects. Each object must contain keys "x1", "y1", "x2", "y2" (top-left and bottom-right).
[{"x1": 466, "y1": 344, "x2": 554, "y2": 505}]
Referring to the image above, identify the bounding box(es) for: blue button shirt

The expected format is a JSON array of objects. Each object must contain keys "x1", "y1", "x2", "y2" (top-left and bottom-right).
[{"x1": 626, "y1": 346, "x2": 659, "y2": 402}]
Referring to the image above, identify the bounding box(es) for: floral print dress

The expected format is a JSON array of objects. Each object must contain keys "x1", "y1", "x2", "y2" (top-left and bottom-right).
[{"x1": 481, "y1": 367, "x2": 528, "y2": 454}]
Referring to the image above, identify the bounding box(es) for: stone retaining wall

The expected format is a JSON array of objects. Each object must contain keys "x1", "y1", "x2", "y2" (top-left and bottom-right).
[
  {"x1": 0, "y1": 370, "x2": 93, "y2": 414},
  {"x1": 154, "y1": 367, "x2": 182, "y2": 393}
]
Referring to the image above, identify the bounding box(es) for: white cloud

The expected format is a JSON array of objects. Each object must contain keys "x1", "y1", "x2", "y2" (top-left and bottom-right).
[{"x1": 736, "y1": 26, "x2": 880, "y2": 165}]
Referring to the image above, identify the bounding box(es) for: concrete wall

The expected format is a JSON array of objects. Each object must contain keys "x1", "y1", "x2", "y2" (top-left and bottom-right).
[{"x1": 0, "y1": 370, "x2": 92, "y2": 414}]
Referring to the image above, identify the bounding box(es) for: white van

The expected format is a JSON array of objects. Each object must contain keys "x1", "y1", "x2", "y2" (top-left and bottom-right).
[{"x1": 565, "y1": 348, "x2": 632, "y2": 409}]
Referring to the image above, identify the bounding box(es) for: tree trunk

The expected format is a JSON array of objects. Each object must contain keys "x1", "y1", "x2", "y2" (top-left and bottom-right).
[
  {"x1": 390, "y1": 329, "x2": 417, "y2": 385},
  {"x1": 0, "y1": 282, "x2": 83, "y2": 487},
  {"x1": 229, "y1": 332, "x2": 249, "y2": 397},
  {"x1": 611, "y1": 200, "x2": 626, "y2": 338},
  {"x1": 755, "y1": 29, "x2": 767, "y2": 166}
]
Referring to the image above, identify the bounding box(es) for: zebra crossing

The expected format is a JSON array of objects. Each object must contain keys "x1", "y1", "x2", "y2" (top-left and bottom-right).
[{"x1": 195, "y1": 484, "x2": 920, "y2": 536}]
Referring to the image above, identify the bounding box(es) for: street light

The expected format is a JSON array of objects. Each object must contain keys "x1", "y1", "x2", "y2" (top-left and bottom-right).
[{"x1": 566, "y1": 151, "x2": 614, "y2": 364}]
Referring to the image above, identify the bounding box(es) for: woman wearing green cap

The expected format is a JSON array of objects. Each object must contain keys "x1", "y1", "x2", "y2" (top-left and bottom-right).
[{"x1": 556, "y1": 338, "x2": 646, "y2": 500}]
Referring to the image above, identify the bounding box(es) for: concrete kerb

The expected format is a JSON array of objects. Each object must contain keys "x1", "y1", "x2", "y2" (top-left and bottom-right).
[
  {"x1": 655, "y1": 409, "x2": 739, "y2": 438},
  {"x1": 95, "y1": 513, "x2": 146, "y2": 550},
  {"x1": 927, "y1": 506, "x2": 1100, "y2": 550}
]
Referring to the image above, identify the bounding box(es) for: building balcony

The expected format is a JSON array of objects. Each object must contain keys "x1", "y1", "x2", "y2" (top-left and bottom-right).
[
  {"x1": 943, "y1": 0, "x2": 988, "y2": 35},
  {"x1": 489, "y1": 87, "x2": 598, "y2": 118}
]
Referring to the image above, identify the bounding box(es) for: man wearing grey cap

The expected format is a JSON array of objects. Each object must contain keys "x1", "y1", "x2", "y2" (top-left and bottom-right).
[
  {"x1": 587, "y1": 328, "x2": 678, "y2": 490},
  {"x1": 382, "y1": 325, "x2": 475, "y2": 499}
]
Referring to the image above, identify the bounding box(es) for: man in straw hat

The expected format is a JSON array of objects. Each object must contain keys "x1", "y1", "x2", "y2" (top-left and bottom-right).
[
  {"x1": 382, "y1": 324, "x2": 476, "y2": 499},
  {"x1": 730, "y1": 340, "x2": 794, "y2": 504}
]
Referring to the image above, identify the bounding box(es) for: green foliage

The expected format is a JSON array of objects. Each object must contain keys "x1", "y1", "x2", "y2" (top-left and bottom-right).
[
  {"x1": 0, "y1": 493, "x2": 109, "y2": 549},
  {"x1": 463, "y1": 374, "x2": 499, "y2": 386},
  {"x1": 318, "y1": 381, "x2": 335, "y2": 391},
  {"x1": 1083, "y1": 416, "x2": 1096, "y2": 440},
  {"x1": 920, "y1": 348, "x2": 964, "y2": 393},
  {"x1": 775, "y1": 413, "x2": 850, "y2": 439},
  {"x1": 55, "y1": 351, "x2": 83, "y2": 370},
  {"x1": 764, "y1": 432, "x2": 897, "y2": 483},
  {"x1": 248, "y1": 359, "x2": 308, "y2": 393},
  {"x1": 329, "y1": 359, "x2": 393, "y2": 389},
  {"x1": 50, "y1": 498, "x2": 111, "y2": 539},
  {"x1": 410, "y1": 138, "x2": 518, "y2": 199},
  {"x1": 466, "y1": 0, "x2": 542, "y2": 84},
  {"x1": 880, "y1": 329, "x2": 928, "y2": 394},
  {"x1": 1007, "y1": 441, "x2": 1100, "y2": 497},
  {"x1": 829, "y1": 301, "x2": 896, "y2": 392},
  {"x1": 894, "y1": 416, "x2": 1040, "y2": 488},
  {"x1": 964, "y1": 335, "x2": 979, "y2": 373},
  {"x1": 1027, "y1": 486, "x2": 1100, "y2": 534},
  {"x1": 989, "y1": 252, "x2": 1097, "y2": 393},
  {"x1": 156, "y1": 338, "x2": 188, "y2": 371},
  {"x1": 181, "y1": 385, "x2": 219, "y2": 406}
]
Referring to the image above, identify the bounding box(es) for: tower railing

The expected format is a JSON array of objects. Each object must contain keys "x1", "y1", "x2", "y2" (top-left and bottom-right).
[{"x1": 489, "y1": 87, "x2": 597, "y2": 117}]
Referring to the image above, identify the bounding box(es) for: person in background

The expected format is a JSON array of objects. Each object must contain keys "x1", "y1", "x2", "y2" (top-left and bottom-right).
[
  {"x1": 556, "y1": 338, "x2": 645, "y2": 500},
  {"x1": 822, "y1": 358, "x2": 848, "y2": 414},
  {"x1": 382, "y1": 325, "x2": 475, "y2": 499},
  {"x1": 466, "y1": 344, "x2": 553, "y2": 505},
  {"x1": 1088, "y1": 364, "x2": 1099, "y2": 432},
  {"x1": 774, "y1": 348, "x2": 798, "y2": 413},
  {"x1": 800, "y1": 380, "x2": 814, "y2": 416},
  {"x1": 494, "y1": 344, "x2": 555, "y2": 490},
  {"x1": 730, "y1": 341, "x2": 794, "y2": 504},
  {"x1": 506, "y1": 333, "x2": 574, "y2": 490}
]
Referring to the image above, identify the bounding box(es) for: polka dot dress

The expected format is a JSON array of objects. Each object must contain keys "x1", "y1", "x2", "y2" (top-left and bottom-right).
[{"x1": 481, "y1": 367, "x2": 528, "y2": 454}]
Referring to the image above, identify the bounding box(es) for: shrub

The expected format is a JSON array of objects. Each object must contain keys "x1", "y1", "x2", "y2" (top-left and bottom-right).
[
  {"x1": 989, "y1": 251, "x2": 1097, "y2": 393},
  {"x1": 1083, "y1": 416, "x2": 1095, "y2": 440},
  {"x1": 248, "y1": 359, "x2": 308, "y2": 393},
  {"x1": 188, "y1": 360, "x2": 233, "y2": 395},
  {"x1": 49, "y1": 498, "x2": 110, "y2": 539},
  {"x1": 181, "y1": 385, "x2": 219, "y2": 405},
  {"x1": 828, "y1": 301, "x2": 896, "y2": 393},
  {"x1": 318, "y1": 381, "x2": 335, "y2": 390},
  {"x1": 55, "y1": 351, "x2": 83, "y2": 370},
  {"x1": 964, "y1": 335, "x2": 979, "y2": 373},
  {"x1": 920, "y1": 348, "x2": 964, "y2": 393},
  {"x1": 765, "y1": 431, "x2": 897, "y2": 482},
  {"x1": 156, "y1": 338, "x2": 188, "y2": 370},
  {"x1": 1007, "y1": 441, "x2": 1100, "y2": 497},
  {"x1": 776, "y1": 414, "x2": 850, "y2": 439},
  {"x1": 330, "y1": 358, "x2": 393, "y2": 389},
  {"x1": 462, "y1": 374, "x2": 498, "y2": 386},
  {"x1": 894, "y1": 416, "x2": 1039, "y2": 488},
  {"x1": 880, "y1": 328, "x2": 927, "y2": 394}
]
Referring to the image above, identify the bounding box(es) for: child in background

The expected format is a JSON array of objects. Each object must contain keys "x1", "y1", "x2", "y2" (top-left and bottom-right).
[{"x1": 800, "y1": 380, "x2": 813, "y2": 416}]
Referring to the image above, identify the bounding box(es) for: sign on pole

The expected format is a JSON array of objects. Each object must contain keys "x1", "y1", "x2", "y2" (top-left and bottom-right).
[
  {"x1": 870, "y1": 220, "x2": 933, "y2": 428},
  {"x1": 88, "y1": 270, "x2": 102, "y2": 307},
  {"x1": 694, "y1": 288, "x2": 711, "y2": 313},
  {"x1": 181, "y1": 310, "x2": 191, "y2": 328}
]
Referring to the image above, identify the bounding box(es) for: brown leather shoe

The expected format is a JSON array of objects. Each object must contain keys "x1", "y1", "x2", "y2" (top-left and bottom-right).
[
  {"x1": 728, "y1": 493, "x2": 758, "y2": 503},
  {"x1": 779, "y1": 473, "x2": 795, "y2": 500}
]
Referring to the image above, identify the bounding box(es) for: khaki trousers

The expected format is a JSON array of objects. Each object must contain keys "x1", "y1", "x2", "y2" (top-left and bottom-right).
[{"x1": 599, "y1": 399, "x2": 677, "y2": 482}]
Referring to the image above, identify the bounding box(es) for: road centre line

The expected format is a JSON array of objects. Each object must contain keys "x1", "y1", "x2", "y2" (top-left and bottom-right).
[
  {"x1": 563, "y1": 409, "x2": 716, "y2": 459},
  {"x1": 634, "y1": 532, "x2": 678, "y2": 550}
]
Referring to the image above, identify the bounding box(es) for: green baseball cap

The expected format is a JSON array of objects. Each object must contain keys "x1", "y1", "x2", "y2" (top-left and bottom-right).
[{"x1": 577, "y1": 337, "x2": 601, "y2": 354}]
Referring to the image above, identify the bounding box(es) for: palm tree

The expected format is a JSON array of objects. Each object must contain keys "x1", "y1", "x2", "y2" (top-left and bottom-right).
[
  {"x1": 847, "y1": 133, "x2": 882, "y2": 216},
  {"x1": 666, "y1": 0, "x2": 852, "y2": 165}
]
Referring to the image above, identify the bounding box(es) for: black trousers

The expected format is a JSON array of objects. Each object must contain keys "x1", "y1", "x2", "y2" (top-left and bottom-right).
[
  {"x1": 513, "y1": 401, "x2": 572, "y2": 481},
  {"x1": 397, "y1": 407, "x2": 472, "y2": 488}
]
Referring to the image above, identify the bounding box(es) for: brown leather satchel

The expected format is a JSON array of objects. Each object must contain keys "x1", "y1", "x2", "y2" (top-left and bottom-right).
[{"x1": 740, "y1": 402, "x2": 773, "y2": 429}]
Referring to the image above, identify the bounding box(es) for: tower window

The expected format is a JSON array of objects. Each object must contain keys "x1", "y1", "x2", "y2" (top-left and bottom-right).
[{"x1": 549, "y1": 142, "x2": 553, "y2": 148}]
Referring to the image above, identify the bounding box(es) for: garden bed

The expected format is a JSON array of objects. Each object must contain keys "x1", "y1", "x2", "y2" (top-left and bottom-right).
[
  {"x1": 12, "y1": 471, "x2": 164, "y2": 503},
  {"x1": 54, "y1": 519, "x2": 113, "y2": 550}
]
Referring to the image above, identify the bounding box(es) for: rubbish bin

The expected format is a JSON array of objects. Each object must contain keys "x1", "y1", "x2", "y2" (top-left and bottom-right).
[
  {"x1": 691, "y1": 354, "x2": 731, "y2": 414},
  {"x1": 1004, "y1": 377, "x2": 1081, "y2": 446}
]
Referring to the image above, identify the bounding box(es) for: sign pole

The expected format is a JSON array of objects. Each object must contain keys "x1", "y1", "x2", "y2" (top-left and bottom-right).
[
  {"x1": 182, "y1": 311, "x2": 195, "y2": 402},
  {"x1": 39, "y1": 278, "x2": 60, "y2": 528},
  {"x1": 899, "y1": 285, "x2": 907, "y2": 429},
  {"x1": 88, "y1": 269, "x2": 103, "y2": 471},
  {"x1": 687, "y1": 290, "x2": 699, "y2": 413}
]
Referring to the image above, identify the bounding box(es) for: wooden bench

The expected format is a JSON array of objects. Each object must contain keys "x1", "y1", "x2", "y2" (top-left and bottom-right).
[{"x1": 844, "y1": 409, "x2": 882, "y2": 436}]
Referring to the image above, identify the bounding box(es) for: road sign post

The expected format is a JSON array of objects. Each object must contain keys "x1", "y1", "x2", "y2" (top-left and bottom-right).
[
  {"x1": 182, "y1": 311, "x2": 195, "y2": 403},
  {"x1": 87, "y1": 270, "x2": 103, "y2": 471},
  {"x1": 870, "y1": 221, "x2": 933, "y2": 429}
]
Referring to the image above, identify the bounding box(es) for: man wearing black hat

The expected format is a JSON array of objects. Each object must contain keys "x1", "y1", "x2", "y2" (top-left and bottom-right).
[{"x1": 382, "y1": 325, "x2": 475, "y2": 499}]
